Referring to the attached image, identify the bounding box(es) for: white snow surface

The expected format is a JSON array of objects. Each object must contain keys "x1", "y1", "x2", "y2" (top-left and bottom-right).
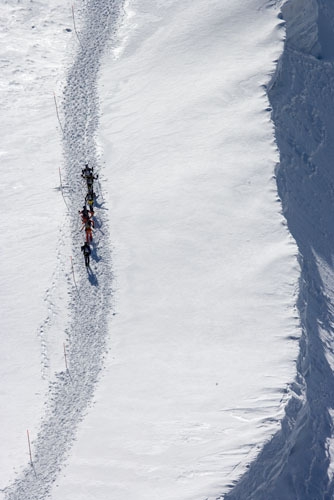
[
  {"x1": 0, "y1": 0, "x2": 72, "y2": 490},
  {"x1": 1, "y1": 0, "x2": 302, "y2": 499}
]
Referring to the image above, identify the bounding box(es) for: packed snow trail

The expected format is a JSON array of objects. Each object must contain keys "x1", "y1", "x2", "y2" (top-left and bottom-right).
[
  {"x1": 55, "y1": 1, "x2": 299, "y2": 499},
  {"x1": 224, "y1": 0, "x2": 334, "y2": 498},
  {"x1": 3, "y1": 1, "x2": 123, "y2": 499}
]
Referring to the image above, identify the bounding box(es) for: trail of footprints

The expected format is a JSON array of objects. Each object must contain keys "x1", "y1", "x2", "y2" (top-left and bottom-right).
[{"x1": 4, "y1": 1, "x2": 124, "y2": 498}]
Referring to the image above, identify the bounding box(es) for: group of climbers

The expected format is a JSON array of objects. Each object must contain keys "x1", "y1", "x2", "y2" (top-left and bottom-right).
[{"x1": 80, "y1": 164, "x2": 98, "y2": 268}]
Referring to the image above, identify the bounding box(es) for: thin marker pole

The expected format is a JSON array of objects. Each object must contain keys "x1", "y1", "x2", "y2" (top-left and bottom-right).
[
  {"x1": 63, "y1": 342, "x2": 73, "y2": 381},
  {"x1": 58, "y1": 167, "x2": 70, "y2": 210},
  {"x1": 27, "y1": 430, "x2": 37, "y2": 478},
  {"x1": 53, "y1": 92, "x2": 64, "y2": 134},
  {"x1": 72, "y1": 5, "x2": 83, "y2": 48},
  {"x1": 70, "y1": 256, "x2": 80, "y2": 298},
  {"x1": 63, "y1": 342, "x2": 68, "y2": 372},
  {"x1": 58, "y1": 166, "x2": 63, "y2": 190},
  {"x1": 27, "y1": 429, "x2": 33, "y2": 465}
]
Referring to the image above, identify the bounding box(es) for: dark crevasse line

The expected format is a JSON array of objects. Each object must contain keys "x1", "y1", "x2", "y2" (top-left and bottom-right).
[
  {"x1": 3, "y1": 1, "x2": 124, "y2": 499},
  {"x1": 223, "y1": 0, "x2": 334, "y2": 499}
]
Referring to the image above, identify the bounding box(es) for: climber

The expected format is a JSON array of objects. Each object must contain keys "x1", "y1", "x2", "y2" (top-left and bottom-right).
[
  {"x1": 86, "y1": 172, "x2": 98, "y2": 192},
  {"x1": 81, "y1": 242, "x2": 91, "y2": 267},
  {"x1": 79, "y1": 205, "x2": 90, "y2": 223},
  {"x1": 85, "y1": 191, "x2": 96, "y2": 214},
  {"x1": 81, "y1": 164, "x2": 93, "y2": 178},
  {"x1": 81, "y1": 218, "x2": 94, "y2": 243}
]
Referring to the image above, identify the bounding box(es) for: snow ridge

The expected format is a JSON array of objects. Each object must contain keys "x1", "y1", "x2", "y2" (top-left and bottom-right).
[
  {"x1": 3, "y1": 1, "x2": 124, "y2": 498},
  {"x1": 224, "y1": 0, "x2": 334, "y2": 498}
]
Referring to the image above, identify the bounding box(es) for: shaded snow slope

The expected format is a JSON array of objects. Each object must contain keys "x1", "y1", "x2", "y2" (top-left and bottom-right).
[
  {"x1": 52, "y1": 1, "x2": 300, "y2": 499},
  {"x1": 225, "y1": 0, "x2": 334, "y2": 498}
]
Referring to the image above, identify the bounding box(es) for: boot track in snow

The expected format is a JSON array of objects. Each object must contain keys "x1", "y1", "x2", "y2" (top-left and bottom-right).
[{"x1": 3, "y1": 1, "x2": 124, "y2": 498}]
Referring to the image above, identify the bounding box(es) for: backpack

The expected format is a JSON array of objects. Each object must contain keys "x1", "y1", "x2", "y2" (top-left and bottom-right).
[{"x1": 81, "y1": 244, "x2": 90, "y2": 255}]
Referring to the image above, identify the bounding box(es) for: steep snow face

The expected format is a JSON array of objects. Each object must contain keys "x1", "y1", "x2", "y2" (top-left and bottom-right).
[
  {"x1": 282, "y1": 0, "x2": 320, "y2": 56},
  {"x1": 225, "y1": 0, "x2": 334, "y2": 499},
  {"x1": 52, "y1": 1, "x2": 301, "y2": 500}
]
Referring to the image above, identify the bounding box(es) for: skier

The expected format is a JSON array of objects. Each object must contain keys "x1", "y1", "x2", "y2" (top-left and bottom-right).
[
  {"x1": 82, "y1": 164, "x2": 98, "y2": 186},
  {"x1": 86, "y1": 172, "x2": 98, "y2": 192},
  {"x1": 79, "y1": 205, "x2": 90, "y2": 223},
  {"x1": 81, "y1": 242, "x2": 91, "y2": 267},
  {"x1": 81, "y1": 218, "x2": 94, "y2": 243},
  {"x1": 85, "y1": 191, "x2": 96, "y2": 214},
  {"x1": 81, "y1": 164, "x2": 93, "y2": 178}
]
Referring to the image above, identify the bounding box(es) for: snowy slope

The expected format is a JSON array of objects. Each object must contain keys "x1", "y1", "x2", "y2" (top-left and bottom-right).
[
  {"x1": 2, "y1": 1, "x2": 125, "y2": 499},
  {"x1": 1, "y1": 0, "x2": 305, "y2": 499},
  {"x1": 51, "y1": 1, "x2": 301, "y2": 499},
  {"x1": 0, "y1": 0, "x2": 72, "y2": 490},
  {"x1": 225, "y1": 0, "x2": 334, "y2": 498}
]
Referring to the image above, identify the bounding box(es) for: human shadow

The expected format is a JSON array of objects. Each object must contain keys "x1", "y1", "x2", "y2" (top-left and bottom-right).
[{"x1": 86, "y1": 265, "x2": 98, "y2": 286}]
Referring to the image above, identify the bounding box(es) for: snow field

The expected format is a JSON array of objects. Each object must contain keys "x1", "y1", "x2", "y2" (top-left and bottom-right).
[
  {"x1": 224, "y1": 1, "x2": 334, "y2": 498},
  {"x1": 0, "y1": 0, "x2": 73, "y2": 491},
  {"x1": 0, "y1": 0, "x2": 310, "y2": 498},
  {"x1": 52, "y1": 1, "x2": 301, "y2": 499},
  {"x1": 2, "y1": 0, "x2": 134, "y2": 498}
]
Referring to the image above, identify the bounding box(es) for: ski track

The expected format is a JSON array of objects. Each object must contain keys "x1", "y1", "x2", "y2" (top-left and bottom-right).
[{"x1": 3, "y1": 1, "x2": 124, "y2": 498}]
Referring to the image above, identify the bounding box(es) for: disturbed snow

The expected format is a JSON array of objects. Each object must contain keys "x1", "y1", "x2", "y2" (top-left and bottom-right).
[{"x1": 0, "y1": 0, "x2": 316, "y2": 499}]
